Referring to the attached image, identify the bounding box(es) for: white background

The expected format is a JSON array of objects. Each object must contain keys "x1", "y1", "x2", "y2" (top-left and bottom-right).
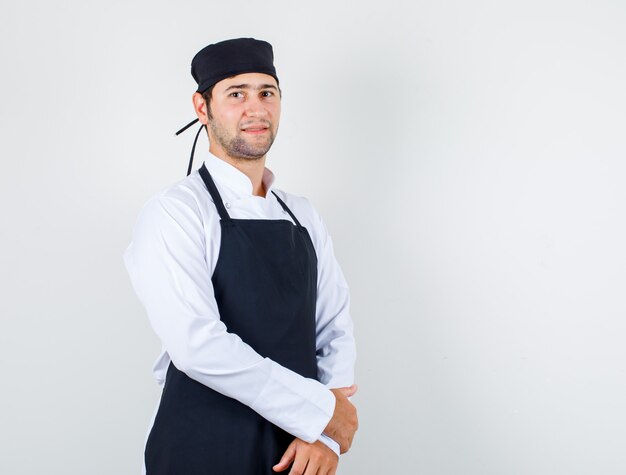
[{"x1": 1, "y1": 1, "x2": 625, "y2": 474}]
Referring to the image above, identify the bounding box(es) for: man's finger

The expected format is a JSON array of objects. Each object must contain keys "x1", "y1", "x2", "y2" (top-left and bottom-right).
[
  {"x1": 337, "y1": 384, "x2": 358, "y2": 398},
  {"x1": 288, "y1": 447, "x2": 309, "y2": 475},
  {"x1": 273, "y1": 440, "x2": 297, "y2": 472}
]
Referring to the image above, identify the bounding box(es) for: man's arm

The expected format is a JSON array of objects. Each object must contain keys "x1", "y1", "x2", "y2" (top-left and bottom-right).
[
  {"x1": 124, "y1": 191, "x2": 335, "y2": 443},
  {"x1": 279, "y1": 195, "x2": 359, "y2": 454},
  {"x1": 312, "y1": 207, "x2": 356, "y2": 389}
]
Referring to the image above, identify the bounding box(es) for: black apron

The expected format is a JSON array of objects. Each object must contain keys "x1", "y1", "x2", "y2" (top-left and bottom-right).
[{"x1": 145, "y1": 163, "x2": 319, "y2": 474}]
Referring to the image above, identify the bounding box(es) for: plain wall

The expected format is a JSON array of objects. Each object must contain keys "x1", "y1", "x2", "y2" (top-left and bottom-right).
[{"x1": 1, "y1": 1, "x2": 625, "y2": 473}]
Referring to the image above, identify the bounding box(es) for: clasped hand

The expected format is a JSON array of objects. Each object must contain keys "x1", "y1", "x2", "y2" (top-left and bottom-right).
[{"x1": 273, "y1": 385, "x2": 358, "y2": 474}]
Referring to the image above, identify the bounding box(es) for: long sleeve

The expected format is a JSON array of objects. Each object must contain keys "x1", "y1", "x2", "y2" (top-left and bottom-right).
[
  {"x1": 123, "y1": 191, "x2": 336, "y2": 444},
  {"x1": 306, "y1": 202, "x2": 356, "y2": 388}
]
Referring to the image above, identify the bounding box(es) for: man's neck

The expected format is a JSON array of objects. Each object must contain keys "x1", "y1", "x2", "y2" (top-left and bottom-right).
[{"x1": 210, "y1": 147, "x2": 267, "y2": 197}]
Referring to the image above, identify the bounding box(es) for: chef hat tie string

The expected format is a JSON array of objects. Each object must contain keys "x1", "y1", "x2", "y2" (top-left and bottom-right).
[
  {"x1": 176, "y1": 119, "x2": 205, "y2": 176},
  {"x1": 175, "y1": 118, "x2": 199, "y2": 136}
]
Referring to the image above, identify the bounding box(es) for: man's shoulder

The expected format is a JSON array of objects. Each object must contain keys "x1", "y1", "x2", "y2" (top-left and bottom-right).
[
  {"x1": 271, "y1": 187, "x2": 309, "y2": 205},
  {"x1": 136, "y1": 171, "x2": 212, "y2": 223},
  {"x1": 156, "y1": 171, "x2": 206, "y2": 204},
  {"x1": 271, "y1": 188, "x2": 320, "y2": 221},
  {"x1": 271, "y1": 188, "x2": 328, "y2": 245}
]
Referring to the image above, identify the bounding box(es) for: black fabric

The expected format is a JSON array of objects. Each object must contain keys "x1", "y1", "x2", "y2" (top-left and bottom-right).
[
  {"x1": 145, "y1": 163, "x2": 319, "y2": 474},
  {"x1": 191, "y1": 38, "x2": 279, "y2": 94}
]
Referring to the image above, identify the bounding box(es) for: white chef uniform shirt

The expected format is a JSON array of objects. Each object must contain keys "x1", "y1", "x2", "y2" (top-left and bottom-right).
[{"x1": 123, "y1": 152, "x2": 356, "y2": 457}]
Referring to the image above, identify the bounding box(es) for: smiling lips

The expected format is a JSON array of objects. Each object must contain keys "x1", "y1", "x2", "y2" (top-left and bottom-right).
[{"x1": 241, "y1": 123, "x2": 270, "y2": 135}]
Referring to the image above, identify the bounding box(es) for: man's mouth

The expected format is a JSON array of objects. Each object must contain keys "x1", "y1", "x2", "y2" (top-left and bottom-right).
[{"x1": 241, "y1": 124, "x2": 270, "y2": 135}]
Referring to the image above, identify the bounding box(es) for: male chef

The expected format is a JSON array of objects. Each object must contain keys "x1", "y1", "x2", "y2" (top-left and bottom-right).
[{"x1": 124, "y1": 37, "x2": 357, "y2": 475}]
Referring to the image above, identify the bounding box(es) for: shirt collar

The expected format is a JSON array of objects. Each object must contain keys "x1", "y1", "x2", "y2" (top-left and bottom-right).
[{"x1": 202, "y1": 151, "x2": 276, "y2": 197}]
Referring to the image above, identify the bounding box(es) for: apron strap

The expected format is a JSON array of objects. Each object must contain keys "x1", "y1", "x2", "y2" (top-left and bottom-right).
[
  {"x1": 199, "y1": 163, "x2": 232, "y2": 222},
  {"x1": 199, "y1": 163, "x2": 303, "y2": 229},
  {"x1": 271, "y1": 191, "x2": 303, "y2": 229}
]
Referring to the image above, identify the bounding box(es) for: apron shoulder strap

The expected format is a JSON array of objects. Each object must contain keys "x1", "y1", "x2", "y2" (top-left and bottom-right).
[
  {"x1": 271, "y1": 191, "x2": 303, "y2": 229},
  {"x1": 199, "y1": 163, "x2": 232, "y2": 222}
]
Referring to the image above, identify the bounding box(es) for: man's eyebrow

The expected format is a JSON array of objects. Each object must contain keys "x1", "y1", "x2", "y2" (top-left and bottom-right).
[{"x1": 223, "y1": 83, "x2": 279, "y2": 92}]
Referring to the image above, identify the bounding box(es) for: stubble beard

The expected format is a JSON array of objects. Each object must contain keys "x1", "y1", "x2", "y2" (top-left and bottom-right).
[{"x1": 208, "y1": 118, "x2": 276, "y2": 161}]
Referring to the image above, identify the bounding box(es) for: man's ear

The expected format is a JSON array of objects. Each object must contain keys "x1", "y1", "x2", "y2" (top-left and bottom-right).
[{"x1": 192, "y1": 92, "x2": 209, "y2": 125}]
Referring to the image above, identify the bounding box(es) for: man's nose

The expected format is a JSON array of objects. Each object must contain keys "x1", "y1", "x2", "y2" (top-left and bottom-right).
[{"x1": 244, "y1": 97, "x2": 268, "y2": 117}]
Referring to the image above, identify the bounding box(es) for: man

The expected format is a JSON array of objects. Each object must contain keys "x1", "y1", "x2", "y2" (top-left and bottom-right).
[{"x1": 124, "y1": 38, "x2": 357, "y2": 475}]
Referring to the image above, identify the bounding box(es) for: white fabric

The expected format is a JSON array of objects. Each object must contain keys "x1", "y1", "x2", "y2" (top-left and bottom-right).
[{"x1": 124, "y1": 152, "x2": 355, "y2": 458}]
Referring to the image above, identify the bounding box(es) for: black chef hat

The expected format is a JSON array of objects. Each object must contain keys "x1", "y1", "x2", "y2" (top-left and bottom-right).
[
  {"x1": 176, "y1": 38, "x2": 280, "y2": 176},
  {"x1": 192, "y1": 38, "x2": 279, "y2": 94}
]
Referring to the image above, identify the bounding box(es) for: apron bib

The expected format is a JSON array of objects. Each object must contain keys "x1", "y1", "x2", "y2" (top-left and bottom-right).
[{"x1": 144, "y1": 164, "x2": 319, "y2": 474}]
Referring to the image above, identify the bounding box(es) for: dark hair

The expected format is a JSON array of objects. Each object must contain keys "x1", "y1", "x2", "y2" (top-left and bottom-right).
[{"x1": 201, "y1": 84, "x2": 216, "y2": 120}]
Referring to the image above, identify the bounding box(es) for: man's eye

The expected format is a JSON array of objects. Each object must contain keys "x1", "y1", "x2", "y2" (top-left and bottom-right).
[
  {"x1": 261, "y1": 91, "x2": 274, "y2": 97},
  {"x1": 230, "y1": 92, "x2": 244, "y2": 98}
]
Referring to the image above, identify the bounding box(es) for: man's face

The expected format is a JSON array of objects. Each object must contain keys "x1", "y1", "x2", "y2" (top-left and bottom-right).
[{"x1": 205, "y1": 72, "x2": 281, "y2": 162}]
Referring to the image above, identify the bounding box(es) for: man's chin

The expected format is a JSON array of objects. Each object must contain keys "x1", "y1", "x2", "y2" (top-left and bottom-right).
[
  {"x1": 221, "y1": 133, "x2": 275, "y2": 161},
  {"x1": 232, "y1": 153, "x2": 265, "y2": 161},
  {"x1": 230, "y1": 146, "x2": 271, "y2": 161}
]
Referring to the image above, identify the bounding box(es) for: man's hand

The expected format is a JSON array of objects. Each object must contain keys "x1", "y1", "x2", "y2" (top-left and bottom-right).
[
  {"x1": 273, "y1": 438, "x2": 339, "y2": 475},
  {"x1": 323, "y1": 385, "x2": 359, "y2": 454}
]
